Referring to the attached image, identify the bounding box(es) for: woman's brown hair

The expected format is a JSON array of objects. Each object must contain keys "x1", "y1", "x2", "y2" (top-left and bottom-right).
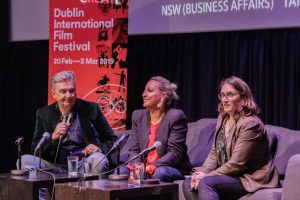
[{"x1": 217, "y1": 76, "x2": 260, "y2": 116}]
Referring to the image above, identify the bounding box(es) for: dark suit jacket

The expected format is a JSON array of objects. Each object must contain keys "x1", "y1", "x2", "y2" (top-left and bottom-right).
[
  {"x1": 194, "y1": 114, "x2": 279, "y2": 192},
  {"x1": 32, "y1": 98, "x2": 117, "y2": 163},
  {"x1": 128, "y1": 108, "x2": 192, "y2": 174}
]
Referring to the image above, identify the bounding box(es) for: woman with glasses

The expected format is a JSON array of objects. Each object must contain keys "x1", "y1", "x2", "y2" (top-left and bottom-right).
[{"x1": 182, "y1": 76, "x2": 279, "y2": 200}]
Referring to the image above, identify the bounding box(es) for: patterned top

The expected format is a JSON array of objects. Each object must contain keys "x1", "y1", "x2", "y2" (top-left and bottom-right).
[{"x1": 216, "y1": 123, "x2": 227, "y2": 166}]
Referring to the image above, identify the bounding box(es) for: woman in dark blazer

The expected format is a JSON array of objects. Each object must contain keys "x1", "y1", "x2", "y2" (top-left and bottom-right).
[
  {"x1": 126, "y1": 76, "x2": 192, "y2": 182},
  {"x1": 183, "y1": 76, "x2": 279, "y2": 200}
]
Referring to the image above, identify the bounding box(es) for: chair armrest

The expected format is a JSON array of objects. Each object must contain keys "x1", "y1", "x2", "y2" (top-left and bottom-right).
[{"x1": 281, "y1": 154, "x2": 300, "y2": 200}]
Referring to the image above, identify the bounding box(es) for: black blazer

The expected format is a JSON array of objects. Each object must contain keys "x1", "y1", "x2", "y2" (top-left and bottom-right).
[
  {"x1": 32, "y1": 98, "x2": 117, "y2": 163},
  {"x1": 128, "y1": 108, "x2": 192, "y2": 174}
]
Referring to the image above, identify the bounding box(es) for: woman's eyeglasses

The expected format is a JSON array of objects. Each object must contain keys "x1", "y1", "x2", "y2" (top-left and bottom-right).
[{"x1": 217, "y1": 92, "x2": 240, "y2": 101}]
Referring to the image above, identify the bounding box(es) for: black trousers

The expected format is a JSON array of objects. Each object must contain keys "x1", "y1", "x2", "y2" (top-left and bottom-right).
[{"x1": 182, "y1": 175, "x2": 248, "y2": 200}]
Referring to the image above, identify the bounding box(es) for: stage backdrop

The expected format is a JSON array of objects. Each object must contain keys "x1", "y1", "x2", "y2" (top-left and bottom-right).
[
  {"x1": 129, "y1": 0, "x2": 300, "y2": 35},
  {"x1": 49, "y1": 0, "x2": 128, "y2": 130}
]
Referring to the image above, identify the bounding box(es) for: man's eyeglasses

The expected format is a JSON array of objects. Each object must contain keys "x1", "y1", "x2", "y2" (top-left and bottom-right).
[{"x1": 217, "y1": 92, "x2": 240, "y2": 100}]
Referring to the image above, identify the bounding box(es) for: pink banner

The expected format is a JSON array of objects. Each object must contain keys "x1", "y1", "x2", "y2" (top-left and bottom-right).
[{"x1": 49, "y1": 0, "x2": 128, "y2": 130}]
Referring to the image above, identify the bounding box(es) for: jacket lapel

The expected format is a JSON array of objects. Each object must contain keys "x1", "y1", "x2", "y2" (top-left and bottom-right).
[
  {"x1": 139, "y1": 111, "x2": 150, "y2": 150},
  {"x1": 155, "y1": 113, "x2": 167, "y2": 155},
  {"x1": 214, "y1": 114, "x2": 225, "y2": 148},
  {"x1": 47, "y1": 103, "x2": 62, "y2": 132},
  {"x1": 226, "y1": 125, "x2": 237, "y2": 157},
  {"x1": 226, "y1": 114, "x2": 241, "y2": 157},
  {"x1": 75, "y1": 100, "x2": 92, "y2": 142}
]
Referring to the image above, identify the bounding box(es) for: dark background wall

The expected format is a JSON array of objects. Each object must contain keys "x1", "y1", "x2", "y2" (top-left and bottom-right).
[
  {"x1": 0, "y1": 0, "x2": 49, "y2": 173},
  {"x1": 1, "y1": 0, "x2": 299, "y2": 172},
  {"x1": 126, "y1": 31, "x2": 300, "y2": 130}
]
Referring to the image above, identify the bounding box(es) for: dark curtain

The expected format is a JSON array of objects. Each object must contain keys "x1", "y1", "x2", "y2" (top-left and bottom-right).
[
  {"x1": 1, "y1": 0, "x2": 300, "y2": 173},
  {"x1": 0, "y1": 0, "x2": 49, "y2": 172},
  {"x1": 127, "y1": 30, "x2": 300, "y2": 130}
]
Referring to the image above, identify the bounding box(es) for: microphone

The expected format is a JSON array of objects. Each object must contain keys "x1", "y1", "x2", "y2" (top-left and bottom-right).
[
  {"x1": 140, "y1": 141, "x2": 162, "y2": 156},
  {"x1": 107, "y1": 133, "x2": 129, "y2": 180},
  {"x1": 106, "y1": 141, "x2": 162, "y2": 181},
  {"x1": 59, "y1": 112, "x2": 69, "y2": 140},
  {"x1": 15, "y1": 137, "x2": 24, "y2": 170},
  {"x1": 15, "y1": 137, "x2": 24, "y2": 145},
  {"x1": 62, "y1": 112, "x2": 68, "y2": 123},
  {"x1": 34, "y1": 132, "x2": 50, "y2": 152},
  {"x1": 90, "y1": 133, "x2": 129, "y2": 179},
  {"x1": 111, "y1": 133, "x2": 129, "y2": 151},
  {"x1": 128, "y1": 141, "x2": 162, "y2": 162},
  {"x1": 85, "y1": 141, "x2": 162, "y2": 182},
  {"x1": 52, "y1": 113, "x2": 71, "y2": 169},
  {"x1": 11, "y1": 137, "x2": 29, "y2": 175}
]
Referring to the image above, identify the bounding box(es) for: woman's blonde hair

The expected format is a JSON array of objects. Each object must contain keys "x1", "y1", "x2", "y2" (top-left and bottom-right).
[{"x1": 150, "y1": 76, "x2": 179, "y2": 107}]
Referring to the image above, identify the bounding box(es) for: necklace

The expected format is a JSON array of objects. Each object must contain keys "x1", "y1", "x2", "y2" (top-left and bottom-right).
[{"x1": 151, "y1": 113, "x2": 165, "y2": 126}]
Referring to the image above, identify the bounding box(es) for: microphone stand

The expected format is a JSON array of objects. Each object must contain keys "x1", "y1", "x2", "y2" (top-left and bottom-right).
[
  {"x1": 11, "y1": 138, "x2": 29, "y2": 175},
  {"x1": 108, "y1": 146, "x2": 129, "y2": 181},
  {"x1": 18, "y1": 143, "x2": 22, "y2": 170},
  {"x1": 140, "y1": 152, "x2": 160, "y2": 185},
  {"x1": 141, "y1": 154, "x2": 147, "y2": 181},
  {"x1": 116, "y1": 146, "x2": 121, "y2": 175},
  {"x1": 38, "y1": 150, "x2": 42, "y2": 169}
]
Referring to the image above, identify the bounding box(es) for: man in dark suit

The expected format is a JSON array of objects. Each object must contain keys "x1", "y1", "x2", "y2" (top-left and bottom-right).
[{"x1": 21, "y1": 70, "x2": 117, "y2": 177}]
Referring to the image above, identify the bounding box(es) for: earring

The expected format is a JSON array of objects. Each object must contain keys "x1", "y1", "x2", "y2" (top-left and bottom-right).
[{"x1": 157, "y1": 100, "x2": 163, "y2": 108}]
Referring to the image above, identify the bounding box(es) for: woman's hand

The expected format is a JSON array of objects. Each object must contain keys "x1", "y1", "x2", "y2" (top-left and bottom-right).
[
  {"x1": 190, "y1": 171, "x2": 206, "y2": 190},
  {"x1": 146, "y1": 165, "x2": 157, "y2": 176}
]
